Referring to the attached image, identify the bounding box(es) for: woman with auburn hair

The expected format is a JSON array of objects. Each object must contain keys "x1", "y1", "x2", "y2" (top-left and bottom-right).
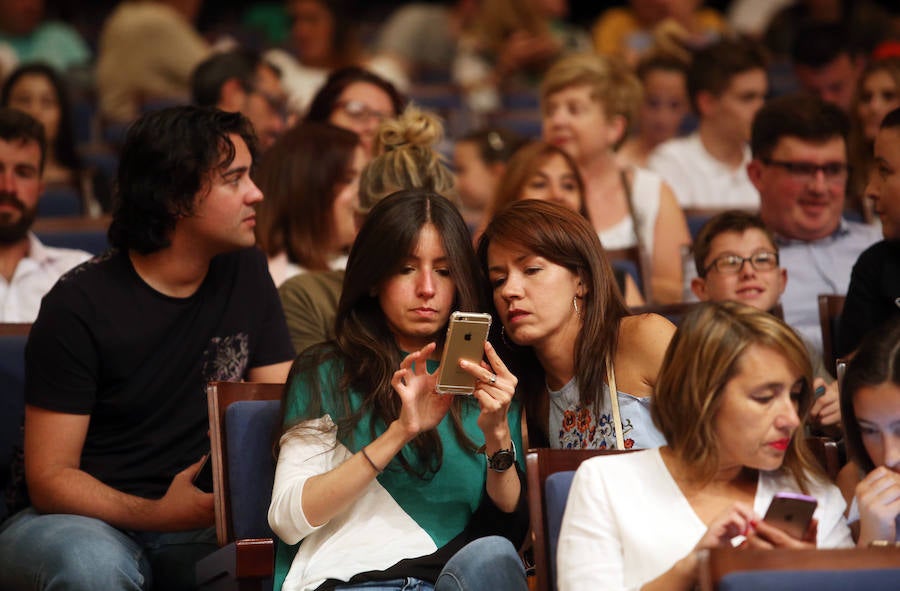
[
  {"x1": 478, "y1": 199, "x2": 671, "y2": 449},
  {"x1": 541, "y1": 52, "x2": 690, "y2": 303},
  {"x1": 269, "y1": 191, "x2": 529, "y2": 591},
  {"x1": 487, "y1": 141, "x2": 644, "y2": 306},
  {"x1": 255, "y1": 121, "x2": 365, "y2": 286},
  {"x1": 557, "y1": 301, "x2": 852, "y2": 590},
  {"x1": 837, "y1": 318, "x2": 900, "y2": 546}
]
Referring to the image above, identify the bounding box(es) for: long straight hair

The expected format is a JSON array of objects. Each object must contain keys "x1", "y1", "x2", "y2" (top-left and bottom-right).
[
  {"x1": 477, "y1": 200, "x2": 627, "y2": 445},
  {"x1": 285, "y1": 191, "x2": 484, "y2": 477}
]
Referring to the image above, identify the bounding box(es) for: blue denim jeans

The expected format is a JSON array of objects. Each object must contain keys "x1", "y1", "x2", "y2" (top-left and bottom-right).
[
  {"x1": 0, "y1": 507, "x2": 217, "y2": 591},
  {"x1": 334, "y1": 536, "x2": 528, "y2": 591}
]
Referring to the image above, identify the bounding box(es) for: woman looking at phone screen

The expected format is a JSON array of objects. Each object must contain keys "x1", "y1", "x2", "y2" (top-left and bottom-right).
[
  {"x1": 838, "y1": 318, "x2": 900, "y2": 546},
  {"x1": 478, "y1": 200, "x2": 673, "y2": 450},
  {"x1": 557, "y1": 301, "x2": 852, "y2": 591},
  {"x1": 268, "y1": 190, "x2": 529, "y2": 591}
]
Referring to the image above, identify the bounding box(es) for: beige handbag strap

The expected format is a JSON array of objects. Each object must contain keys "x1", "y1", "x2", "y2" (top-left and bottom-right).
[{"x1": 607, "y1": 361, "x2": 625, "y2": 451}]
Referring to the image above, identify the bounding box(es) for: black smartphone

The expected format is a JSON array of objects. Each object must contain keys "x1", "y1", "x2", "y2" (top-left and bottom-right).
[
  {"x1": 763, "y1": 492, "x2": 817, "y2": 539},
  {"x1": 192, "y1": 454, "x2": 214, "y2": 493}
]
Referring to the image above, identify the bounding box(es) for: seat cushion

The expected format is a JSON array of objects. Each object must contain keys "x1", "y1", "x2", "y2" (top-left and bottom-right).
[{"x1": 545, "y1": 470, "x2": 576, "y2": 590}]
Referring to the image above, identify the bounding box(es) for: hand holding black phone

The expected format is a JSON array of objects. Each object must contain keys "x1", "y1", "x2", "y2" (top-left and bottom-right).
[{"x1": 192, "y1": 454, "x2": 214, "y2": 493}]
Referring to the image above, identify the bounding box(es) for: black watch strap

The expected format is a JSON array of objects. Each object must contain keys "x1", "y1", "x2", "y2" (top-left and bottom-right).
[{"x1": 478, "y1": 441, "x2": 517, "y2": 472}]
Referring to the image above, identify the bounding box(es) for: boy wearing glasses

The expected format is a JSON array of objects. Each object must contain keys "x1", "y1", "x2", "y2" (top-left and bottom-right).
[
  {"x1": 691, "y1": 210, "x2": 841, "y2": 428},
  {"x1": 748, "y1": 94, "x2": 880, "y2": 358}
]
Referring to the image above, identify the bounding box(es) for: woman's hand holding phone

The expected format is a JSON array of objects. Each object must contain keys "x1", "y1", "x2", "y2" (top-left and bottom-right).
[
  {"x1": 694, "y1": 502, "x2": 757, "y2": 552},
  {"x1": 856, "y1": 466, "x2": 900, "y2": 546},
  {"x1": 459, "y1": 340, "x2": 518, "y2": 441}
]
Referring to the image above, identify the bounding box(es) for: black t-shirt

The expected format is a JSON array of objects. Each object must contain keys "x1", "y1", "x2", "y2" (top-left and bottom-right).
[
  {"x1": 25, "y1": 247, "x2": 294, "y2": 499},
  {"x1": 838, "y1": 240, "x2": 900, "y2": 357}
]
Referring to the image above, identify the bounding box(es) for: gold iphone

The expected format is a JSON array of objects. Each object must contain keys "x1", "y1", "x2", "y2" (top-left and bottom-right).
[{"x1": 435, "y1": 312, "x2": 492, "y2": 395}]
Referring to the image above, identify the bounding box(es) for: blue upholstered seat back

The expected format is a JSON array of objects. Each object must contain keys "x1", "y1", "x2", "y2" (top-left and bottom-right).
[
  {"x1": 0, "y1": 334, "x2": 28, "y2": 523},
  {"x1": 545, "y1": 470, "x2": 576, "y2": 591},
  {"x1": 720, "y1": 568, "x2": 900, "y2": 590},
  {"x1": 225, "y1": 400, "x2": 281, "y2": 540}
]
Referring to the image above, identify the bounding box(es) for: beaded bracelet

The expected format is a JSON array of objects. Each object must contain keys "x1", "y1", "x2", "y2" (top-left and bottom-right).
[{"x1": 361, "y1": 446, "x2": 383, "y2": 475}]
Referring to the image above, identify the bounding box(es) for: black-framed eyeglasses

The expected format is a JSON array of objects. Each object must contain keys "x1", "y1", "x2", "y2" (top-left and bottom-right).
[
  {"x1": 761, "y1": 158, "x2": 849, "y2": 183},
  {"x1": 703, "y1": 251, "x2": 779, "y2": 276}
]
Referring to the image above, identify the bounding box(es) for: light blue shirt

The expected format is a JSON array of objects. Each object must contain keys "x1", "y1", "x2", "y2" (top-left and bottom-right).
[
  {"x1": 777, "y1": 219, "x2": 880, "y2": 356},
  {"x1": 0, "y1": 22, "x2": 91, "y2": 71}
]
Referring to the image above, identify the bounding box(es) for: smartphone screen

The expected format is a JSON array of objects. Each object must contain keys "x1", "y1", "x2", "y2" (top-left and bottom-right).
[
  {"x1": 763, "y1": 492, "x2": 817, "y2": 539},
  {"x1": 435, "y1": 312, "x2": 492, "y2": 395},
  {"x1": 192, "y1": 454, "x2": 214, "y2": 493}
]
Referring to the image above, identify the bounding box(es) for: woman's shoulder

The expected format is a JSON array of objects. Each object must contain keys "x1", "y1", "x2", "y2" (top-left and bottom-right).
[
  {"x1": 577, "y1": 448, "x2": 662, "y2": 480},
  {"x1": 618, "y1": 313, "x2": 676, "y2": 349}
]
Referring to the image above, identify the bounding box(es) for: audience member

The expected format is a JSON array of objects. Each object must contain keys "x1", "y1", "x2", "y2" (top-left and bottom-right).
[
  {"x1": 690, "y1": 211, "x2": 840, "y2": 428},
  {"x1": 790, "y1": 23, "x2": 863, "y2": 114},
  {"x1": 191, "y1": 48, "x2": 287, "y2": 152},
  {"x1": 592, "y1": 0, "x2": 727, "y2": 67},
  {"x1": 1, "y1": 63, "x2": 112, "y2": 214},
  {"x1": 304, "y1": 66, "x2": 405, "y2": 157},
  {"x1": 453, "y1": 0, "x2": 588, "y2": 112},
  {"x1": 0, "y1": 108, "x2": 89, "y2": 322},
  {"x1": 255, "y1": 121, "x2": 363, "y2": 286},
  {"x1": 488, "y1": 141, "x2": 644, "y2": 306},
  {"x1": 847, "y1": 57, "x2": 900, "y2": 223},
  {"x1": 557, "y1": 301, "x2": 853, "y2": 590},
  {"x1": 453, "y1": 127, "x2": 527, "y2": 231},
  {"x1": 265, "y1": 0, "x2": 362, "y2": 114},
  {"x1": 617, "y1": 52, "x2": 690, "y2": 169},
  {"x1": 478, "y1": 200, "x2": 673, "y2": 449},
  {"x1": 747, "y1": 94, "x2": 880, "y2": 355},
  {"x1": 0, "y1": 106, "x2": 294, "y2": 590},
  {"x1": 839, "y1": 107, "x2": 900, "y2": 357},
  {"x1": 649, "y1": 38, "x2": 767, "y2": 210},
  {"x1": 269, "y1": 190, "x2": 529, "y2": 591},
  {"x1": 96, "y1": 0, "x2": 211, "y2": 125},
  {"x1": 374, "y1": 0, "x2": 479, "y2": 85},
  {"x1": 838, "y1": 317, "x2": 900, "y2": 545},
  {"x1": 541, "y1": 53, "x2": 690, "y2": 303},
  {"x1": 0, "y1": 0, "x2": 91, "y2": 72},
  {"x1": 764, "y1": 0, "x2": 894, "y2": 62},
  {"x1": 279, "y1": 106, "x2": 455, "y2": 354}
]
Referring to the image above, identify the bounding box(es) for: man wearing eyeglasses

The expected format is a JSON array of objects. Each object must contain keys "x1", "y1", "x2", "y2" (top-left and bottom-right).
[
  {"x1": 691, "y1": 210, "x2": 841, "y2": 429},
  {"x1": 747, "y1": 94, "x2": 880, "y2": 358},
  {"x1": 191, "y1": 49, "x2": 287, "y2": 151}
]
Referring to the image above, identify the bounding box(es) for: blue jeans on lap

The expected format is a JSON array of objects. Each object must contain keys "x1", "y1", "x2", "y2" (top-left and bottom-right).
[
  {"x1": 334, "y1": 536, "x2": 527, "y2": 591},
  {"x1": 0, "y1": 507, "x2": 217, "y2": 591}
]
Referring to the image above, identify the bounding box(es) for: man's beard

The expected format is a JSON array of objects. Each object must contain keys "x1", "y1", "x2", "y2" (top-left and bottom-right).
[{"x1": 0, "y1": 192, "x2": 36, "y2": 245}]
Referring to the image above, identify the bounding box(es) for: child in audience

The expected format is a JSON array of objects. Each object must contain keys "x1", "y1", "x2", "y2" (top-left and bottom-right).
[
  {"x1": 269, "y1": 190, "x2": 529, "y2": 591},
  {"x1": 453, "y1": 127, "x2": 527, "y2": 231},
  {"x1": 690, "y1": 211, "x2": 841, "y2": 429},
  {"x1": 255, "y1": 121, "x2": 365, "y2": 286},
  {"x1": 541, "y1": 52, "x2": 690, "y2": 303},
  {"x1": 558, "y1": 301, "x2": 853, "y2": 590},
  {"x1": 838, "y1": 317, "x2": 900, "y2": 546},
  {"x1": 617, "y1": 52, "x2": 690, "y2": 169},
  {"x1": 488, "y1": 141, "x2": 644, "y2": 306},
  {"x1": 478, "y1": 200, "x2": 673, "y2": 449}
]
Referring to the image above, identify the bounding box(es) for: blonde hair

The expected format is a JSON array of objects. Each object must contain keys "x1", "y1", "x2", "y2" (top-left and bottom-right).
[
  {"x1": 358, "y1": 105, "x2": 455, "y2": 212},
  {"x1": 540, "y1": 53, "x2": 642, "y2": 147},
  {"x1": 653, "y1": 301, "x2": 823, "y2": 492}
]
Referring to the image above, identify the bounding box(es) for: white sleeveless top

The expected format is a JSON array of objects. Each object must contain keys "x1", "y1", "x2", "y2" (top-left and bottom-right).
[{"x1": 597, "y1": 167, "x2": 662, "y2": 254}]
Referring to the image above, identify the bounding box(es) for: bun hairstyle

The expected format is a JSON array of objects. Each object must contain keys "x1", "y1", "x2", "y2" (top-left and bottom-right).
[{"x1": 358, "y1": 105, "x2": 456, "y2": 212}]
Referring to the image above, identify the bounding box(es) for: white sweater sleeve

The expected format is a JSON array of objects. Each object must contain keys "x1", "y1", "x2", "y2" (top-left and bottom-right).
[{"x1": 267, "y1": 416, "x2": 350, "y2": 545}]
